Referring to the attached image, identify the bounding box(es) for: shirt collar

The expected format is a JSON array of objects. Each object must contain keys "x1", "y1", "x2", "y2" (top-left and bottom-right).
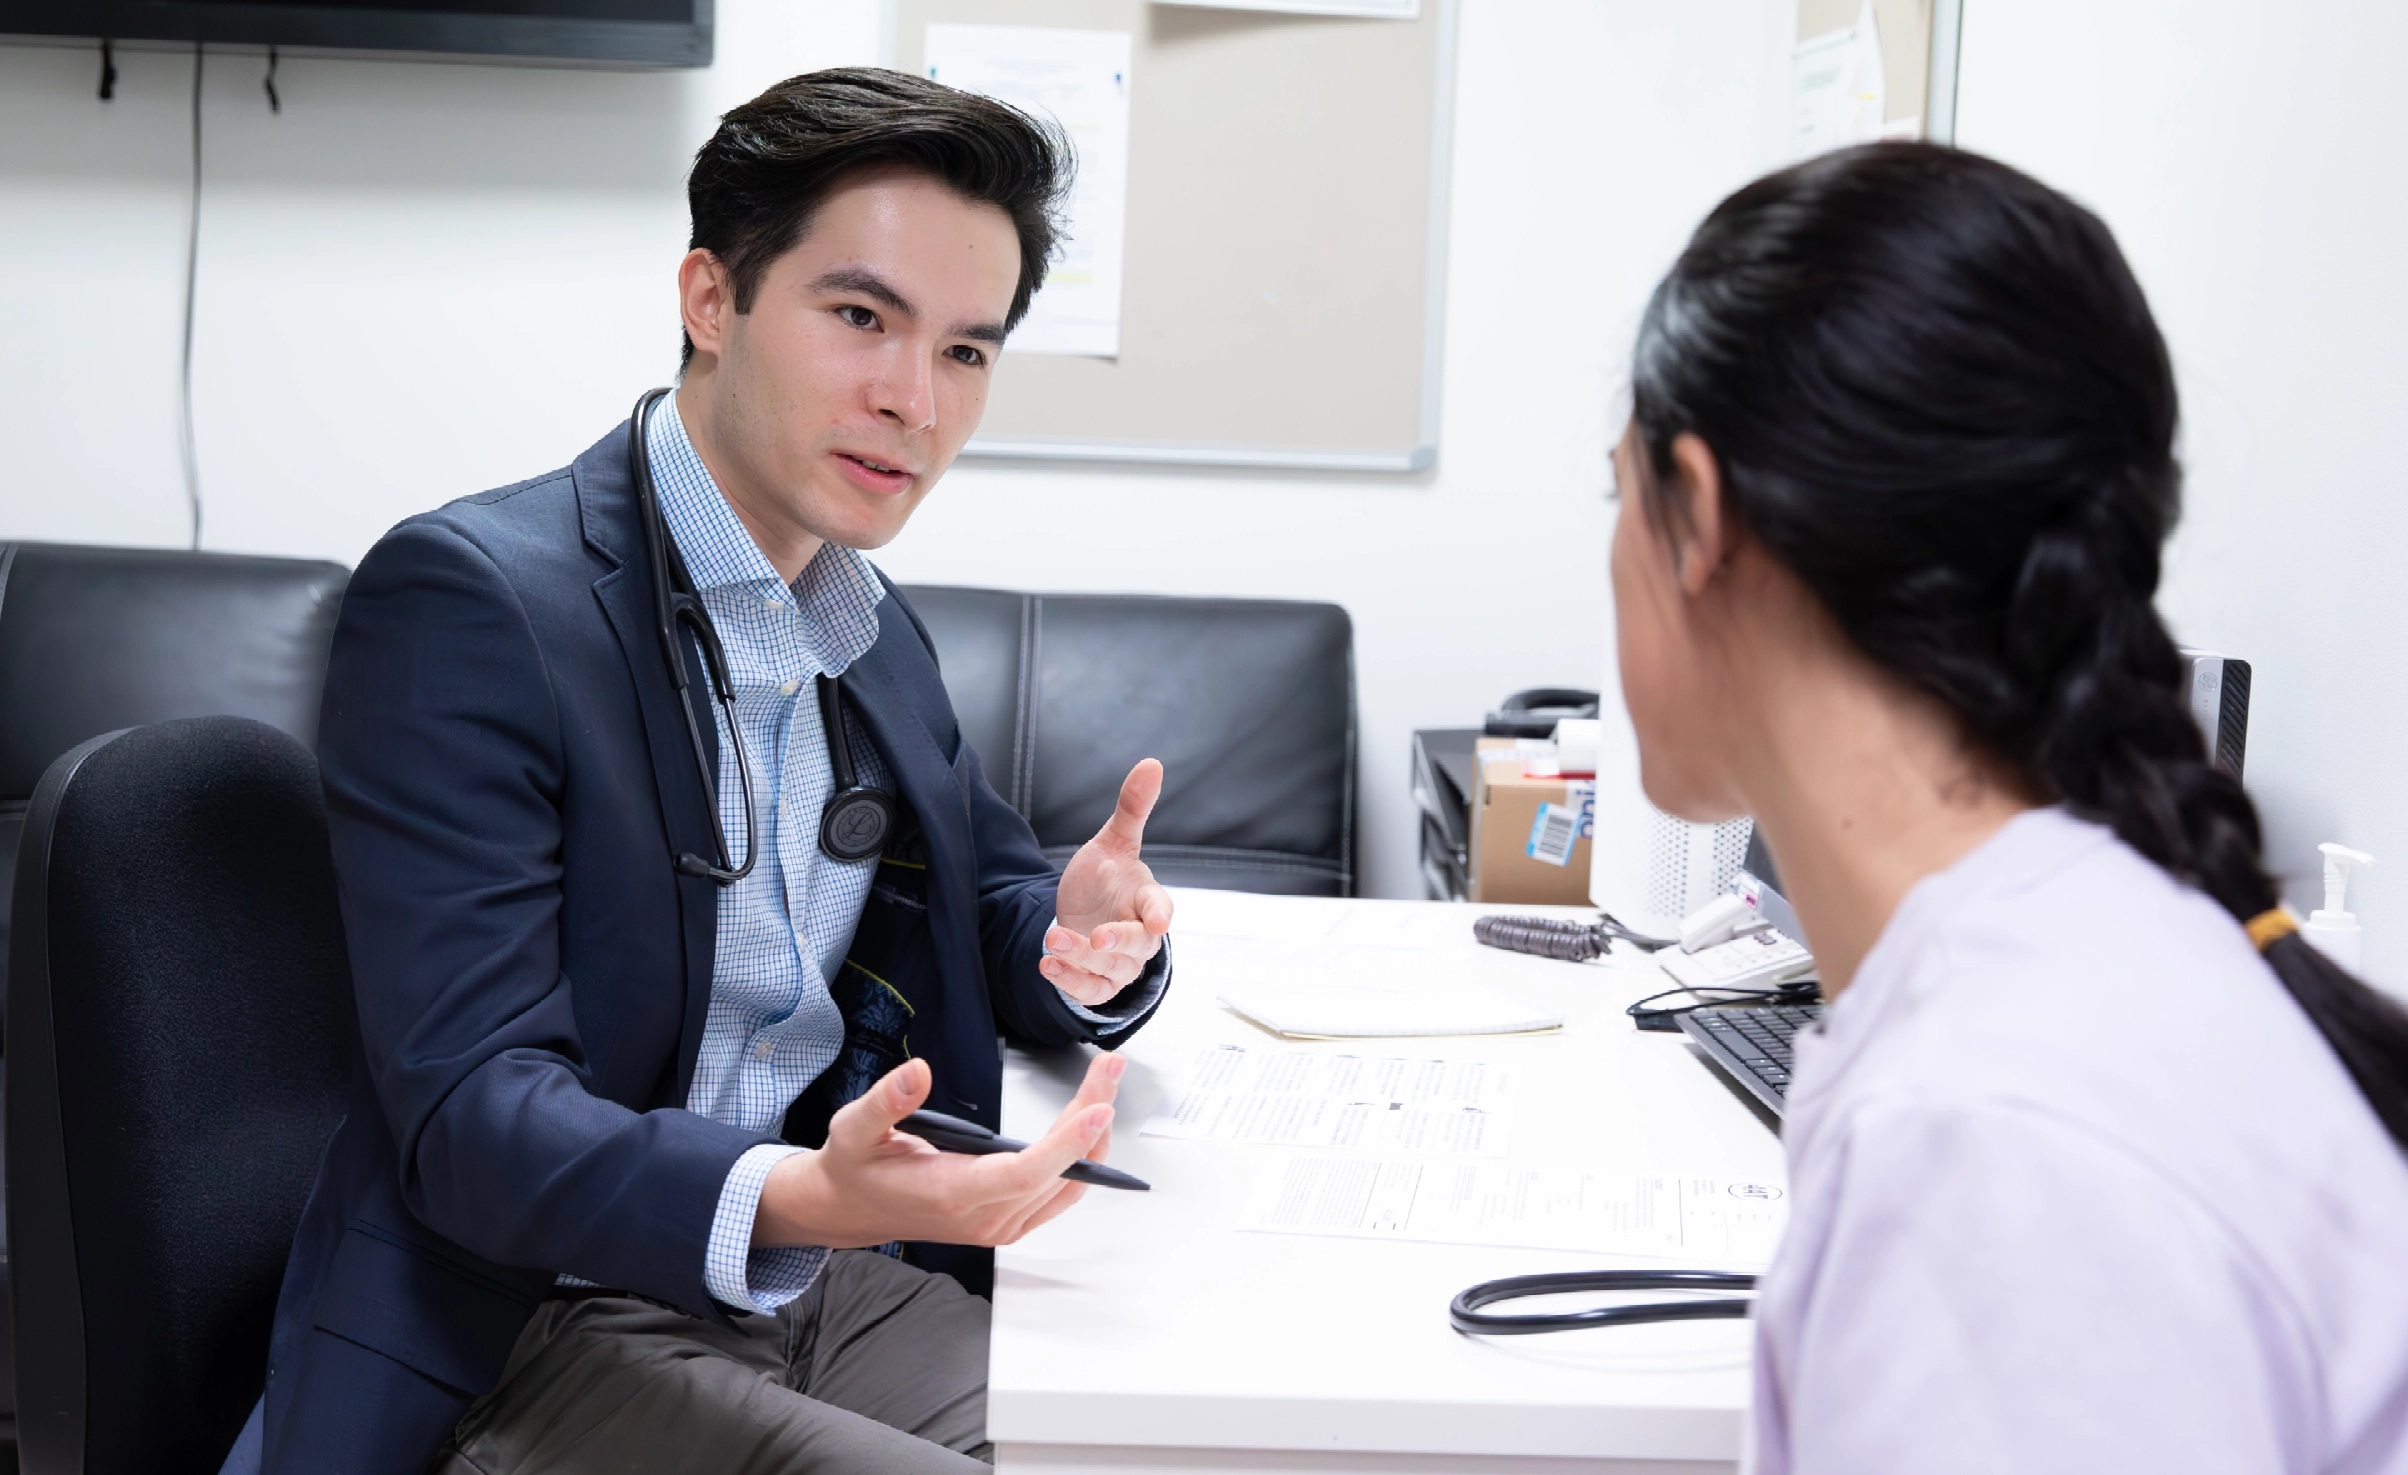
[{"x1": 646, "y1": 391, "x2": 888, "y2": 673}]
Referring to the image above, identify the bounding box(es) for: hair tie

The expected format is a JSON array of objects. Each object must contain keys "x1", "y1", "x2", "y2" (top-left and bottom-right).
[{"x1": 2246, "y1": 906, "x2": 2299, "y2": 952}]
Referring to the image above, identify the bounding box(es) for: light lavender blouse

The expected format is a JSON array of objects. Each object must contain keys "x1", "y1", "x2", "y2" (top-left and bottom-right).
[{"x1": 1749, "y1": 807, "x2": 2408, "y2": 1475}]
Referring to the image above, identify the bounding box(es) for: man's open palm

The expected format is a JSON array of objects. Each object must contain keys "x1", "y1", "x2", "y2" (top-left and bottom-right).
[{"x1": 1044, "y1": 758, "x2": 1174, "y2": 1006}]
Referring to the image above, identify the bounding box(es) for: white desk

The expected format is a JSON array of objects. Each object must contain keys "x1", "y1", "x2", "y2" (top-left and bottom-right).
[{"x1": 990, "y1": 889, "x2": 1786, "y2": 1474}]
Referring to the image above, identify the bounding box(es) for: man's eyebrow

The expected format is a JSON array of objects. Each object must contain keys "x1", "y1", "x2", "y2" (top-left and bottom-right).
[
  {"x1": 812, "y1": 266, "x2": 1009, "y2": 347},
  {"x1": 811, "y1": 267, "x2": 915, "y2": 318}
]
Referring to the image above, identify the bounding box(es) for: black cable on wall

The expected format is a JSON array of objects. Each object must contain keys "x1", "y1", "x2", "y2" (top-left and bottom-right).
[{"x1": 179, "y1": 42, "x2": 205, "y2": 551}]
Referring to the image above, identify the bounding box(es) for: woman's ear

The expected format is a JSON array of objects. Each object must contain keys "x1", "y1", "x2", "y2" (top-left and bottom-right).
[{"x1": 1666, "y1": 432, "x2": 1735, "y2": 596}]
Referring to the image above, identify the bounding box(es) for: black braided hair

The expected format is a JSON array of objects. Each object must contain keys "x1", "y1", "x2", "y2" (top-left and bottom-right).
[{"x1": 1628, "y1": 141, "x2": 2408, "y2": 1150}]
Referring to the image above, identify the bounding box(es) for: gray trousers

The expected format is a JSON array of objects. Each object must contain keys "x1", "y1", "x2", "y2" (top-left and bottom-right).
[{"x1": 433, "y1": 1250, "x2": 993, "y2": 1474}]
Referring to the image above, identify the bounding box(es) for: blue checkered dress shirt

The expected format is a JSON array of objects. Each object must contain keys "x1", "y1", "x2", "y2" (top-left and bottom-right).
[
  {"x1": 633, "y1": 398, "x2": 1159, "y2": 1314},
  {"x1": 645, "y1": 399, "x2": 894, "y2": 1312}
]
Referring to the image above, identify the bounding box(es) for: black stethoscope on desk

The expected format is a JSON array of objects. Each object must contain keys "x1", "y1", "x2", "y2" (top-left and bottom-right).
[
  {"x1": 631, "y1": 387, "x2": 896, "y2": 882},
  {"x1": 1449, "y1": 1270, "x2": 1757, "y2": 1336}
]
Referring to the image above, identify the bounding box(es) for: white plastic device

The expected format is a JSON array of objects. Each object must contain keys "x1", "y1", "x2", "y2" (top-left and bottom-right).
[
  {"x1": 2302, "y1": 842, "x2": 2375, "y2": 970},
  {"x1": 1660, "y1": 927, "x2": 1814, "y2": 993},
  {"x1": 1678, "y1": 893, "x2": 1769, "y2": 954},
  {"x1": 1549, "y1": 718, "x2": 1603, "y2": 776}
]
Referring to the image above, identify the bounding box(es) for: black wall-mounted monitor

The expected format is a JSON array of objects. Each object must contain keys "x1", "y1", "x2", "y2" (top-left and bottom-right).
[{"x1": 0, "y1": 0, "x2": 713, "y2": 68}]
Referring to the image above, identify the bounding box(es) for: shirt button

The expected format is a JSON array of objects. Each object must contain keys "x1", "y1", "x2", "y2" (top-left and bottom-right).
[
  {"x1": 779, "y1": 679, "x2": 800, "y2": 697},
  {"x1": 753, "y1": 1038, "x2": 774, "y2": 1060},
  {"x1": 761, "y1": 594, "x2": 780, "y2": 611}
]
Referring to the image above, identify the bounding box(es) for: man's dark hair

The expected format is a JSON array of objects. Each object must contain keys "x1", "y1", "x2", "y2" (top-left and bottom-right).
[{"x1": 680, "y1": 66, "x2": 1071, "y2": 369}]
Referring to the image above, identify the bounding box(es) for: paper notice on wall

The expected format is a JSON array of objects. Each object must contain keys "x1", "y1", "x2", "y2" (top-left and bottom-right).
[
  {"x1": 924, "y1": 25, "x2": 1131, "y2": 358},
  {"x1": 1791, "y1": 0, "x2": 1887, "y2": 161},
  {"x1": 1142, "y1": 1043, "x2": 1513, "y2": 1157},
  {"x1": 1243, "y1": 1156, "x2": 1787, "y2": 1265}
]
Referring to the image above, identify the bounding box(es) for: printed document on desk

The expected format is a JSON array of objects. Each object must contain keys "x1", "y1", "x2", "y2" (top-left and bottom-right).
[
  {"x1": 1243, "y1": 1156, "x2": 1787, "y2": 1265},
  {"x1": 1142, "y1": 1043, "x2": 1513, "y2": 1158}
]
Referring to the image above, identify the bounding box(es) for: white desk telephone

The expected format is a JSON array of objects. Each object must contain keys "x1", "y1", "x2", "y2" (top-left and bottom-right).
[{"x1": 1660, "y1": 892, "x2": 1815, "y2": 992}]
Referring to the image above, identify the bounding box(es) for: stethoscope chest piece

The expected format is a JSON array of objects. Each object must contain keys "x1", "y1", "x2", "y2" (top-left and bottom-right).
[
  {"x1": 812, "y1": 672, "x2": 892, "y2": 863},
  {"x1": 820, "y1": 784, "x2": 895, "y2": 863}
]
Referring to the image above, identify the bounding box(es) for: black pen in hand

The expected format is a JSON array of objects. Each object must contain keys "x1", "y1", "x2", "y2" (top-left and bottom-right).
[{"x1": 896, "y1": 1108, "x2": 1151, "y2": 1191}]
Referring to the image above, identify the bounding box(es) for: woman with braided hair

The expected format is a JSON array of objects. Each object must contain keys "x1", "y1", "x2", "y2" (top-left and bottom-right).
[{"x1": 1611, "y1": 142, "x2": 2408, "y2": 1474}]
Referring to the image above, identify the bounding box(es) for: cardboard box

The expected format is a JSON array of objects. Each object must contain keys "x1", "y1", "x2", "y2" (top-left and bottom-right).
[{"x1": 1468, "y1": 738, "x2": 1596, "y2": 904}]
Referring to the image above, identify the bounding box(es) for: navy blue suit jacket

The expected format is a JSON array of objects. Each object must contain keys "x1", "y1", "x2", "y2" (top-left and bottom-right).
[{"x1": 258, "y1": 421, "x2": 1160, "y2": 1475}]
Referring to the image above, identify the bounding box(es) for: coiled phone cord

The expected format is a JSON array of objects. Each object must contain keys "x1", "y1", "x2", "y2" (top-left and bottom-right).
[{"x1": 1471, "y1": 912, "x2": 1674, "y2": 961}]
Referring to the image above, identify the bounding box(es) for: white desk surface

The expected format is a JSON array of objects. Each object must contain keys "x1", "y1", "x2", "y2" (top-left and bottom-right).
[{"x1": 991, "y1": 889, "x2": 1786, "y2": 1474}]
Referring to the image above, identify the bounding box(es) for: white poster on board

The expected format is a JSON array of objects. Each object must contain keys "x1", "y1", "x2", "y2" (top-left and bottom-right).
[
  {"x1": 925, "y1": 25, "x2": 1131, "y2": 358},
  {"x1": 1791, "y1": 0, "x2": 1889, "y2": 161}
]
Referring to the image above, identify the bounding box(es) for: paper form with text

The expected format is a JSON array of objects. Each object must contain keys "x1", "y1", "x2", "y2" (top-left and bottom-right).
[
  {"x1": 1141, "y1": 1043, "x2": 1514, "y2": 1158},
  {"x1": 1242, "y1": 1156, "x2": 1786, "y2": 1266}
]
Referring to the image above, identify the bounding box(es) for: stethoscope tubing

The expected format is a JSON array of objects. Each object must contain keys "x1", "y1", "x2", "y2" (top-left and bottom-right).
[
  {"x1": 1449, "y1": 1269, "x2": 1757, "y2": 1336},
  {"x1": 630, "y1": 387, "x2": 891, "y2": 884}
]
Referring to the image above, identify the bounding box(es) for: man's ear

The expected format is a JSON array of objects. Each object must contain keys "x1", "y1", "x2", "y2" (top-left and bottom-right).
[
  {"x1": 678, "y1": 249, "x2": 734, "y2": 363},
  {"x1": 1666, "y1": 432, "x2": 1737, "y2": 597}
]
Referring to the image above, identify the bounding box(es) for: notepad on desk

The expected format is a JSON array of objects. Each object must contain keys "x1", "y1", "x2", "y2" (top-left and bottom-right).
[{"x1": 1216, "y1": 983, "x2": 1564, "y2": 1040}]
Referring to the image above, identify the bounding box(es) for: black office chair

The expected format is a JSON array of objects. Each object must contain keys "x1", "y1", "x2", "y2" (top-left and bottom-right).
[
  {"x1": 901, "y1": 588, "x2": 1357, "y2": 896},
  {"x1": 0, "y1": 542, "x2": 348, "y2": 990},
  {"x1": 0, "y1": 541, "x2": 346, "y2": 1452},
  {"x1": 5, "y1": 717, "x2": 357, "y2": 1475}
]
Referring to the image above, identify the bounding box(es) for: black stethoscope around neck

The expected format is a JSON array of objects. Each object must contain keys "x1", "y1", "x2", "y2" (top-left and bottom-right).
[{"x1": 631, "y1": 387, "x2": 896, "y2": 883}]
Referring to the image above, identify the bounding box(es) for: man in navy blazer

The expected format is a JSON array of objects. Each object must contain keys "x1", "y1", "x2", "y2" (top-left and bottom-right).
[{"x1": 246, "y1": 69, "x2": 1174, "y2": 1475}]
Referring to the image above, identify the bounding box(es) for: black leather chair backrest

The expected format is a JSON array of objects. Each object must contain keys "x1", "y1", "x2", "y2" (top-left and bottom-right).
[
  {"x1": 902, "y1": 587, "x2": 1356, "y2": 896},
  {"x1": 5, "y1": 717, "x2": 357, "y2": 1475},
  {"x1": 0, "y1": 542, "x2": 349, "y2": 999}
]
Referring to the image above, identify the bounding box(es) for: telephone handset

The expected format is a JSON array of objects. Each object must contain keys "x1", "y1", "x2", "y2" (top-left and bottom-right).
[{"x1": 1483, "y1": 686, "x2": 1600, "y2": 738}]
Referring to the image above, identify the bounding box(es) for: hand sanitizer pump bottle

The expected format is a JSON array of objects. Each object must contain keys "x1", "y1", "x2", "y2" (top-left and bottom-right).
[{"x1": 2302, "y1": 843, "x2": 2376, "y2": 970}]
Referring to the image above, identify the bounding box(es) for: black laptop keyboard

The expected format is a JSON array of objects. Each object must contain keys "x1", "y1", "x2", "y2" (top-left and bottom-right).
[{"x1": 1677, "y1": 1003, "x2": 1824, "y2": 1117}]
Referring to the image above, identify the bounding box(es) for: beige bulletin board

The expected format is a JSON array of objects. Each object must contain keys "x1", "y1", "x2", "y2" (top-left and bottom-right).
[{"x1": 888, "y1": 1, "x2": 1458, "y2": 473}]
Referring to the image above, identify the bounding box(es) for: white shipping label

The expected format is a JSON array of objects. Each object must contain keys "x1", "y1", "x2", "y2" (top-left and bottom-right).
[{"x1": 1524, "y1": 781, "x2": 1595, "y2": 867}]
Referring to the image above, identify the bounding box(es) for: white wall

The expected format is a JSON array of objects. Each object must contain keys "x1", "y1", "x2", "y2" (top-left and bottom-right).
[
  {"x1": 1952, "y1": 0, "x2": 2408, "y2": 989},
  {"x1": 0, "y1": 0, "x2": 1791, "y2": 900},
  {"x1": 0, "y1": 1, "x2": 877, "y2": 552},
  {"x1": 11, "y1": 0, "x2": 2404, "y2": 957}
]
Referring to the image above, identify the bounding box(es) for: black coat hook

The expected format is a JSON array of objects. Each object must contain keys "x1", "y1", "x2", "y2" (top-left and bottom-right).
[
  {"x1": 99, "y1": 37, "x2": 117, "y2": 101},
  {"x1": 264, "y1": 46, "x2": 281, "y2": 113}
]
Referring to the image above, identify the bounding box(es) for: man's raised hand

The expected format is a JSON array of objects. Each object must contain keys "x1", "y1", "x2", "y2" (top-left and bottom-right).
[{"x1": 1045, "y1": 758, "x2": 1175, "y2": 1007}]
